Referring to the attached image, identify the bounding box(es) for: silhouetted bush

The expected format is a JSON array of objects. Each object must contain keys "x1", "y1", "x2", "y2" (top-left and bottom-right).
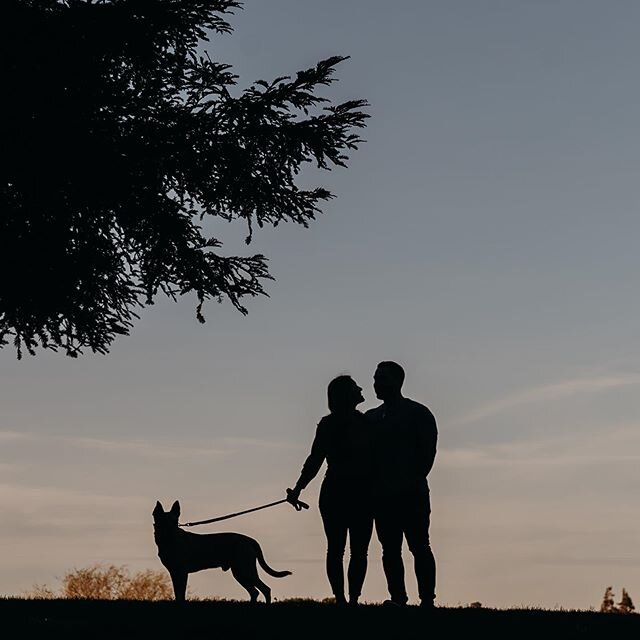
[
  {"x1": 600, "y1": 586, "x2": 615, "y2": 613},
  {"x1": 600, "y1": 586, "x2": 636, "y2": 614},
  {"x1": 26, "y1": 565, "x2": 173, "y2": 600}
]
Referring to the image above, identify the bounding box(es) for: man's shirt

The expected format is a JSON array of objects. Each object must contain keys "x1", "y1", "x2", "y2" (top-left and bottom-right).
[{"x1": 365, "y1": 397, "x2": 437, "y2": 498}]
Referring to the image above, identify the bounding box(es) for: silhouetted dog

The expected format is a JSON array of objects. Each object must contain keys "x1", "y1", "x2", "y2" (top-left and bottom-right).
[{"x1": 152, "y1": 500, "x2": 291, "y2": 603}]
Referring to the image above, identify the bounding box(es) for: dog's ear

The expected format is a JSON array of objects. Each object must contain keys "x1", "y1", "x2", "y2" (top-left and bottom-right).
[
  {"x1": 153, "y1": 501, "x2": 164, "y2": 517},
  {"x1": 170, "y1": 500, "x2": 180, "y2": 517}
]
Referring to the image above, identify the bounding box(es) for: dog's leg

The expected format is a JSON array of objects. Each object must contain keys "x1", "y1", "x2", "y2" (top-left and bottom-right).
[
  {"x1": 170, "y1": 571, "x2": 188, "y2": 602},
  {"x1": 254, "y1": 577, "x2": 271, "y2": 605},
  {"x1": 231, "y1": 565, "x2": 260, "y2": 604}
]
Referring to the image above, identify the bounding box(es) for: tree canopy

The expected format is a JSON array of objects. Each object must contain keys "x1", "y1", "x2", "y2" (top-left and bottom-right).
[{"x1": 2, "y1": 0, "x2": 368, "y2": 357}]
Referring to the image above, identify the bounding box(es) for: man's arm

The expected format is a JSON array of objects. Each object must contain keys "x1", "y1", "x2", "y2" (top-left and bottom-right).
[{"x1": 416, "y1": 405, "x2": 438, "y2": 477}]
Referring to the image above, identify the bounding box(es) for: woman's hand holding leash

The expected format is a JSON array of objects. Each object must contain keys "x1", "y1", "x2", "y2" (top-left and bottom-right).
[{"x1": 286, "y1": 488, "x2": 309, "y2": 512}]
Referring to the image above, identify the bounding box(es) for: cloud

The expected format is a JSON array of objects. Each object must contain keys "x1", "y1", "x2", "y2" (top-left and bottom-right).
[
  {"x1": 451, "y1": 374, "x2": 640, "y2": 426},
  {"x1": 65, "y1": 436, "x2": 228, "y2": 459},
  {"x1": 439, "y1": 422, "x2": 640, "y2": 469},
  {"x1": 0, "y1": 431, "x2": 301, "y2": 460},
  {"x1": 0, "y1": 431, "x2": 36, "y2": 443},
  {"x1": 219, "y1": 436, "x2": 305, "y2": 451},
  {"x1": 0, "y1": 482, "x2": 149, "y2": 538}
]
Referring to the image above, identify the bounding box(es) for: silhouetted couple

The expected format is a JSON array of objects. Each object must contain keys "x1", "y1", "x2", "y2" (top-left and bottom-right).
[{"x1": 286, "y1": 361, "x2": 438, "y2": 608}]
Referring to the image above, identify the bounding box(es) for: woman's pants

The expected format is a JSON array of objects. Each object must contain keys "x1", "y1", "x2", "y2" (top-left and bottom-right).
[{"x1": 319, "y1": 483, "x2": 373, "y2": 602}]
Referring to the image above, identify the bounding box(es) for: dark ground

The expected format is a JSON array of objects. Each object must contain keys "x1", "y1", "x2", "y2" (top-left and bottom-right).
[{"x1": 2, "y1": 598, "x2": 640, "y2": 639}]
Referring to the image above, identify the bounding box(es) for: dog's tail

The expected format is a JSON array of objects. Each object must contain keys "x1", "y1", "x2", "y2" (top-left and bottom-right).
[{"x1": 255, "y1": 542, "x2": 292, "y2": 578}]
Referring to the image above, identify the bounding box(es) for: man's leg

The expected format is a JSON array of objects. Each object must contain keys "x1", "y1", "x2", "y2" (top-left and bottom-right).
[
  {"x1": 375, "y1": 500, "x2": 408, "y2": 605},
  {"x1": 404, "y1": 491, "x2": 436, "y2": 606}
]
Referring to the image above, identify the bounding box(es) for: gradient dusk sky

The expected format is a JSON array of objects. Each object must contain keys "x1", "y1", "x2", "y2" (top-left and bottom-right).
[{"x1": 3, "y1": 0, "x2": 640, "y2": 609}]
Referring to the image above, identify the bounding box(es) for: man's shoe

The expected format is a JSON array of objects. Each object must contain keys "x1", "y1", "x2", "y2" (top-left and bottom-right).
[
  {"x1": 420, "y1": 600, "x2": 435, "y2": 610},
  {"x1": 383, "y1": 599, "x2": 407, "y2": 608}
]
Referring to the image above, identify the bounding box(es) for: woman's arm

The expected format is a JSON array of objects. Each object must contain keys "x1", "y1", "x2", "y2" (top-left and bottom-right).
[{"x1": 287, "y1": 420, "x2": 328, "y2": 500}]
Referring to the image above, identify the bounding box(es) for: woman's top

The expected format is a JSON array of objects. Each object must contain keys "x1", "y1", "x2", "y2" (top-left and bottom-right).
[{"x1": 293, "y1": 410, "x2": 372, "y2": 494}]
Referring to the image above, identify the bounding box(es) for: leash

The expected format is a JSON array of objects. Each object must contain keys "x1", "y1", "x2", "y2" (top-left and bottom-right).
[{"x1": 179, "y1": 494, "x2": 309, "y2": 528}]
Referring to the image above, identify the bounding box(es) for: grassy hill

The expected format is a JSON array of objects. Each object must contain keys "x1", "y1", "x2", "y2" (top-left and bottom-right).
[{"x1": 2, "y1": 598, "x2": 640, "y2": 639}]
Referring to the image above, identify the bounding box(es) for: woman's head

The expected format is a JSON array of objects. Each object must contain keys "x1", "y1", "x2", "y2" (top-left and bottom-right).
[{"x1": 327, "y1": 375, "x2": 364, "y2": 414}]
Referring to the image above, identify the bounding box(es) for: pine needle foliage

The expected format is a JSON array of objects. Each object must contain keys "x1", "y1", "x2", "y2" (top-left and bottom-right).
[{"x1": 2, "y1": 0, "x2": 369, "y2": 358}]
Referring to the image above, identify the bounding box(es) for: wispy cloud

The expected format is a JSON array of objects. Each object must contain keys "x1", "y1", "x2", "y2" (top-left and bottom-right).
[
  {"x1": 0, "y1": 482, "x2": 146, "y2": 509},
  {"x1": 66, "y1": 436, "x2": 228, "y2": 458},
  {"x1": 451, "y1": 374, "x2": 640, "y2": 426},
  {"x1": 0, "y1": 431, "x2": 37, "y2": 443},
  {"x1": 439, "y1": 422, "x2": 640, "y2": 468},
  {"x1": 219, "y1": 436, "x2": 305, "y2": 451},
  {"x1": 0, "y1": 431, "x2": 302, "y2": 459}
]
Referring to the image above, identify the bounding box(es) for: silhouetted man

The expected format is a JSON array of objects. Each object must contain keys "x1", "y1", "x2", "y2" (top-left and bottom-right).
[{"x1": 366, "y1": 361, "x2": 437, "y2": 608}]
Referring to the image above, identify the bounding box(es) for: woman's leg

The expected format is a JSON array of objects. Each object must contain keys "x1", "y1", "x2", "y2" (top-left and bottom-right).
[
  {"x1": 347, "y1": 508, "x2": 374, "y2": 604},
  {"x1": 320, "y1": 490, "x2": 348, "y2": 603}
]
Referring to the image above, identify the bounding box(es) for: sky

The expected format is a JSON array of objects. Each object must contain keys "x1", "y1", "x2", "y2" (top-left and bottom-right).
[{"x1": 3, "y1": 0, "x2": 640, "y2": 609}]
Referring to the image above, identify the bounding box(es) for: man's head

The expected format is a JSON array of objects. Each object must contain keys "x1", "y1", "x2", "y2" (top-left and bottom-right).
[{"x1": 373, "y1": 361, "x2": 405, "y2": 401}]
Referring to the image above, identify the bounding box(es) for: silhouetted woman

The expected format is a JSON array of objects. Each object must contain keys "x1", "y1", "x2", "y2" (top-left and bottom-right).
[{"x1": 286, "y1": 375, "x2": 373, "y2": 605}]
